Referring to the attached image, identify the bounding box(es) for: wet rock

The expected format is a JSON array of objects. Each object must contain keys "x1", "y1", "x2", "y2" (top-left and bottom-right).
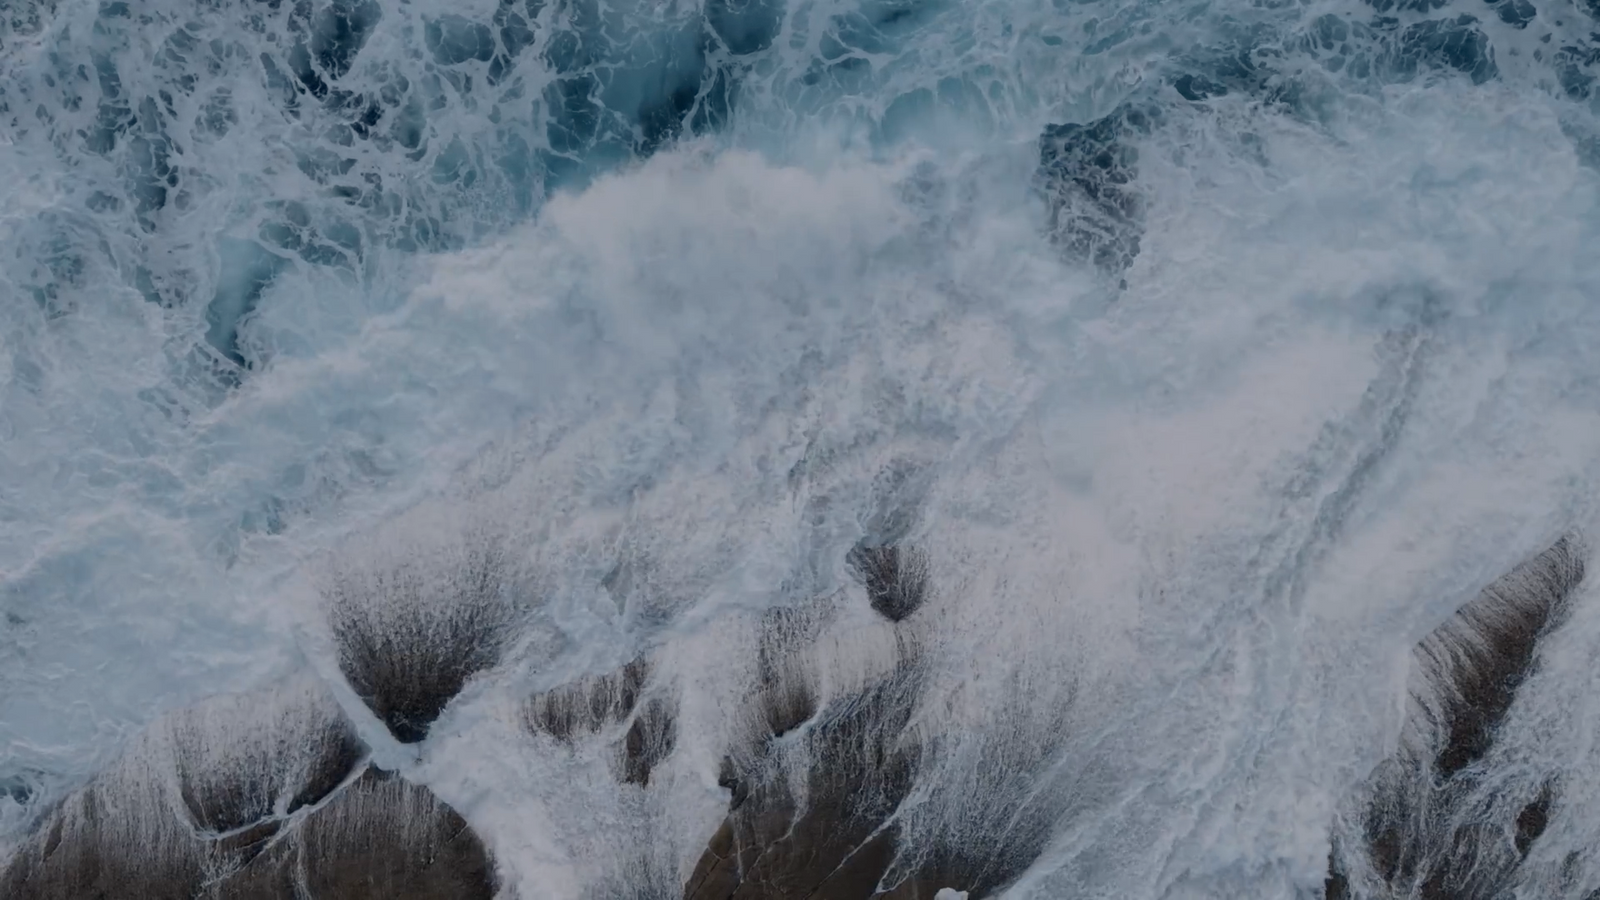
[
  {"x1": 1513, "y1": 784, "x2": 1553, "y2": 856},
  {"x1": 1037, "y1": 104, "x2": 1158, "y2": 277},
  {"x1": 619, "y1": 696, "x2": 679, "y2": 787},
  {"x1": 227, "y1": 767, "x2": 497, "y2": 900},
  {"x1": 751, "y1": 608, "x2": 823, "y2": 739},
  {"x1": 869, "y1": 697, "x2": 1071, "y2": 900},
  {"x1": 526, "y1": 657, "x2": 650, "y2": 741},
  {"x1": 683, "y1": 664, "x2": 924, "y2": 900},
  {"x1": 683, "y1": 586, "x2": 1055, "y2": 899},
  {"x1": 526, "y1": 656, "x2": 681, "y2": 787},
  {"x1": 754, "y1": 668, "x2": 818, "y2": 740},
  {"x1": 0, "y1": 677, "x2": 372, "y2": 899},
  {"x1": 327, "y1": 539, "x2": 521, "y2": 743},
  {"x1": 1323, "y1": 851, "x2": 1351, "y2": 900},
  {"x1": 170, "y1": 679, "x2": 366, "y2": 835},
  {"x1": 1326, "y1": 536, "x2": 1585, "y2": 899},
  {"x1": 1413, "y1": 536, "x2": 1583, "y2": 777},
  {"x1": 848, "y1": 543, "x2": 929, "y2": 623},
  {"x1": 0, "y1": 755, "x2": 494, "y2": 900},
  {"x1": 0, "y1": 781, "x2": 206, "y2": 900},
  {"x1": 869, "y1": 828, "x2": 1056, "y2": 900}
]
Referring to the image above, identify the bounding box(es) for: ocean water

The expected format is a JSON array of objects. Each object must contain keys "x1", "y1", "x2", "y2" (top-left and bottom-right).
[{"x1": 6, "y1": 0, "x2": 1600, "y2": 897}]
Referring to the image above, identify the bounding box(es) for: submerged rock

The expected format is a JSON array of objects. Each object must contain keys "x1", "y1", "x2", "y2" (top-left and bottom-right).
[{"x1": 1037, "y1": 104, "x2": 1159, "y2": 278}]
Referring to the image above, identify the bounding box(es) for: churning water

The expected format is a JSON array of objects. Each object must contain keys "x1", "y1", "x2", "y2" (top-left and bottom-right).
[{"x1": 6, "y1": 0, "x2": 1600, "y2": 897}]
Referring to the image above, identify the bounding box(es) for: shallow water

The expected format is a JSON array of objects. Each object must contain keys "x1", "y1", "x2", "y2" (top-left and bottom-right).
[{"x1": 6, "y1": 0, "x2": 1600, "y2": 896}]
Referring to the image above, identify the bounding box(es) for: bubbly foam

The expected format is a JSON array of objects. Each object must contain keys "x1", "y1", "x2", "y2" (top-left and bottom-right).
[{"x1": 8, "y1": 0, "x2": 1600, "y2": 896}]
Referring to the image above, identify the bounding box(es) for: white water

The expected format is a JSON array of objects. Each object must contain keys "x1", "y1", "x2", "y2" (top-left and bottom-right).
[{"x1": 6, "y1": 0, "x2": 1600, "y2": 896}]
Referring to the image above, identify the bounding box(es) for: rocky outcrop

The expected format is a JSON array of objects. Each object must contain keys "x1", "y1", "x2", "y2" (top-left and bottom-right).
[
  {"x1": 326, "y1": 538, "x2": 521, "y2": 743},
  {"x1": 527, "y1": 657, "x2": 650, "y2": 742},
  {"x1": 527, "y1": 655, "x2": 681, "y2": 788},
  {"x1": 684, "y1": 545, "x2": 1049, "y2": 900},
  {"x1": 0, "y1": 677, "x2": 497, "y2": 899},
  {"x1": 1326, "y1": 537, "x2": 1586, "y2": 899},
  {"x1": 848, "y1": 543, "x2": 930, "y2": 624},
  {"x1": 224, "y1": 766, "x2": 496, "y2": 900},
  {"x1": 683, "y1": 662, "x2": 925, "y2": 900}
]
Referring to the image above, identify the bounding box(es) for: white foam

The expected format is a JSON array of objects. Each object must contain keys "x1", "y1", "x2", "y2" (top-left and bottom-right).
[{"x1": 7, "y1": 0, "x2": 1600, "y2": 897}]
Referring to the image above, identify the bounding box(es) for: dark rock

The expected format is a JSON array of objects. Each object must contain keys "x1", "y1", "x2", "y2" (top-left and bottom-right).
[
  {"x1": 1326, "y1": 537, "x2": 1585, "y2": 899},
  {"x1": 870, "y1": 697, "x2": 1071, "y2": 899},
  {"x1": 0, "y1": 678, "x2": 374, "y2": 900},
  {"x1": 755, "y1": 669, "x2": 818, "y2": 740},
  {"x1": 619, "y1": 696, "x2": 679, "y2": 787},
  {"x1": 527, "y1": 657, "x2": 650, "y2": 741},
  {"x1": 683, "y1": 664, "x2": 924, "y2": 900},
  {"x1": 327, "y1": 539, "x2": 521, "y2": 743},
  {"x1": 0, "y1": 781, "x2": 205, "y2": 900},
  {"x1": 233, "y1": 767, "x2": 498, "y2": 900},
  {"x1": 171, "y1": 684, "x2": 366, "y2": 834},
  {"x1": 870, "y1": 820, "x2": 1057, "y2": 899},
  {"x1": 1415, "y1": 536, "x2": 1583, "y2": 777},
  {"x1": 752, "y1": 607, "x2": 823, "y2": 739},
  {"x1": 1514, "y1": 785, "x2": 1552, "y2": 856},
  {"x1": 1, "y1": 761, "x2": 498, "y2": 900},
  {"x1": 1324, "y1": 849, "x2": 1351, "y2": 900},
  {"x1": 848, "y1": 543, "x2": 930, "y2": 623},
  {"x1": 525, "y1": 656, "x2": 680, "y2": 786},
  {"x1": 683, "y1": 588, "x2": 1055, "y2": 899},
  {"x1": 1037, "y1": 104, "x2": 1159, "y2": 277}
]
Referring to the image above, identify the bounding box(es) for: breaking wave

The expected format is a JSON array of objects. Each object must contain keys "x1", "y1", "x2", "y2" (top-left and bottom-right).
[{"x1": 7, "y1": 0, "x2": 1600, "y2": 896}]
